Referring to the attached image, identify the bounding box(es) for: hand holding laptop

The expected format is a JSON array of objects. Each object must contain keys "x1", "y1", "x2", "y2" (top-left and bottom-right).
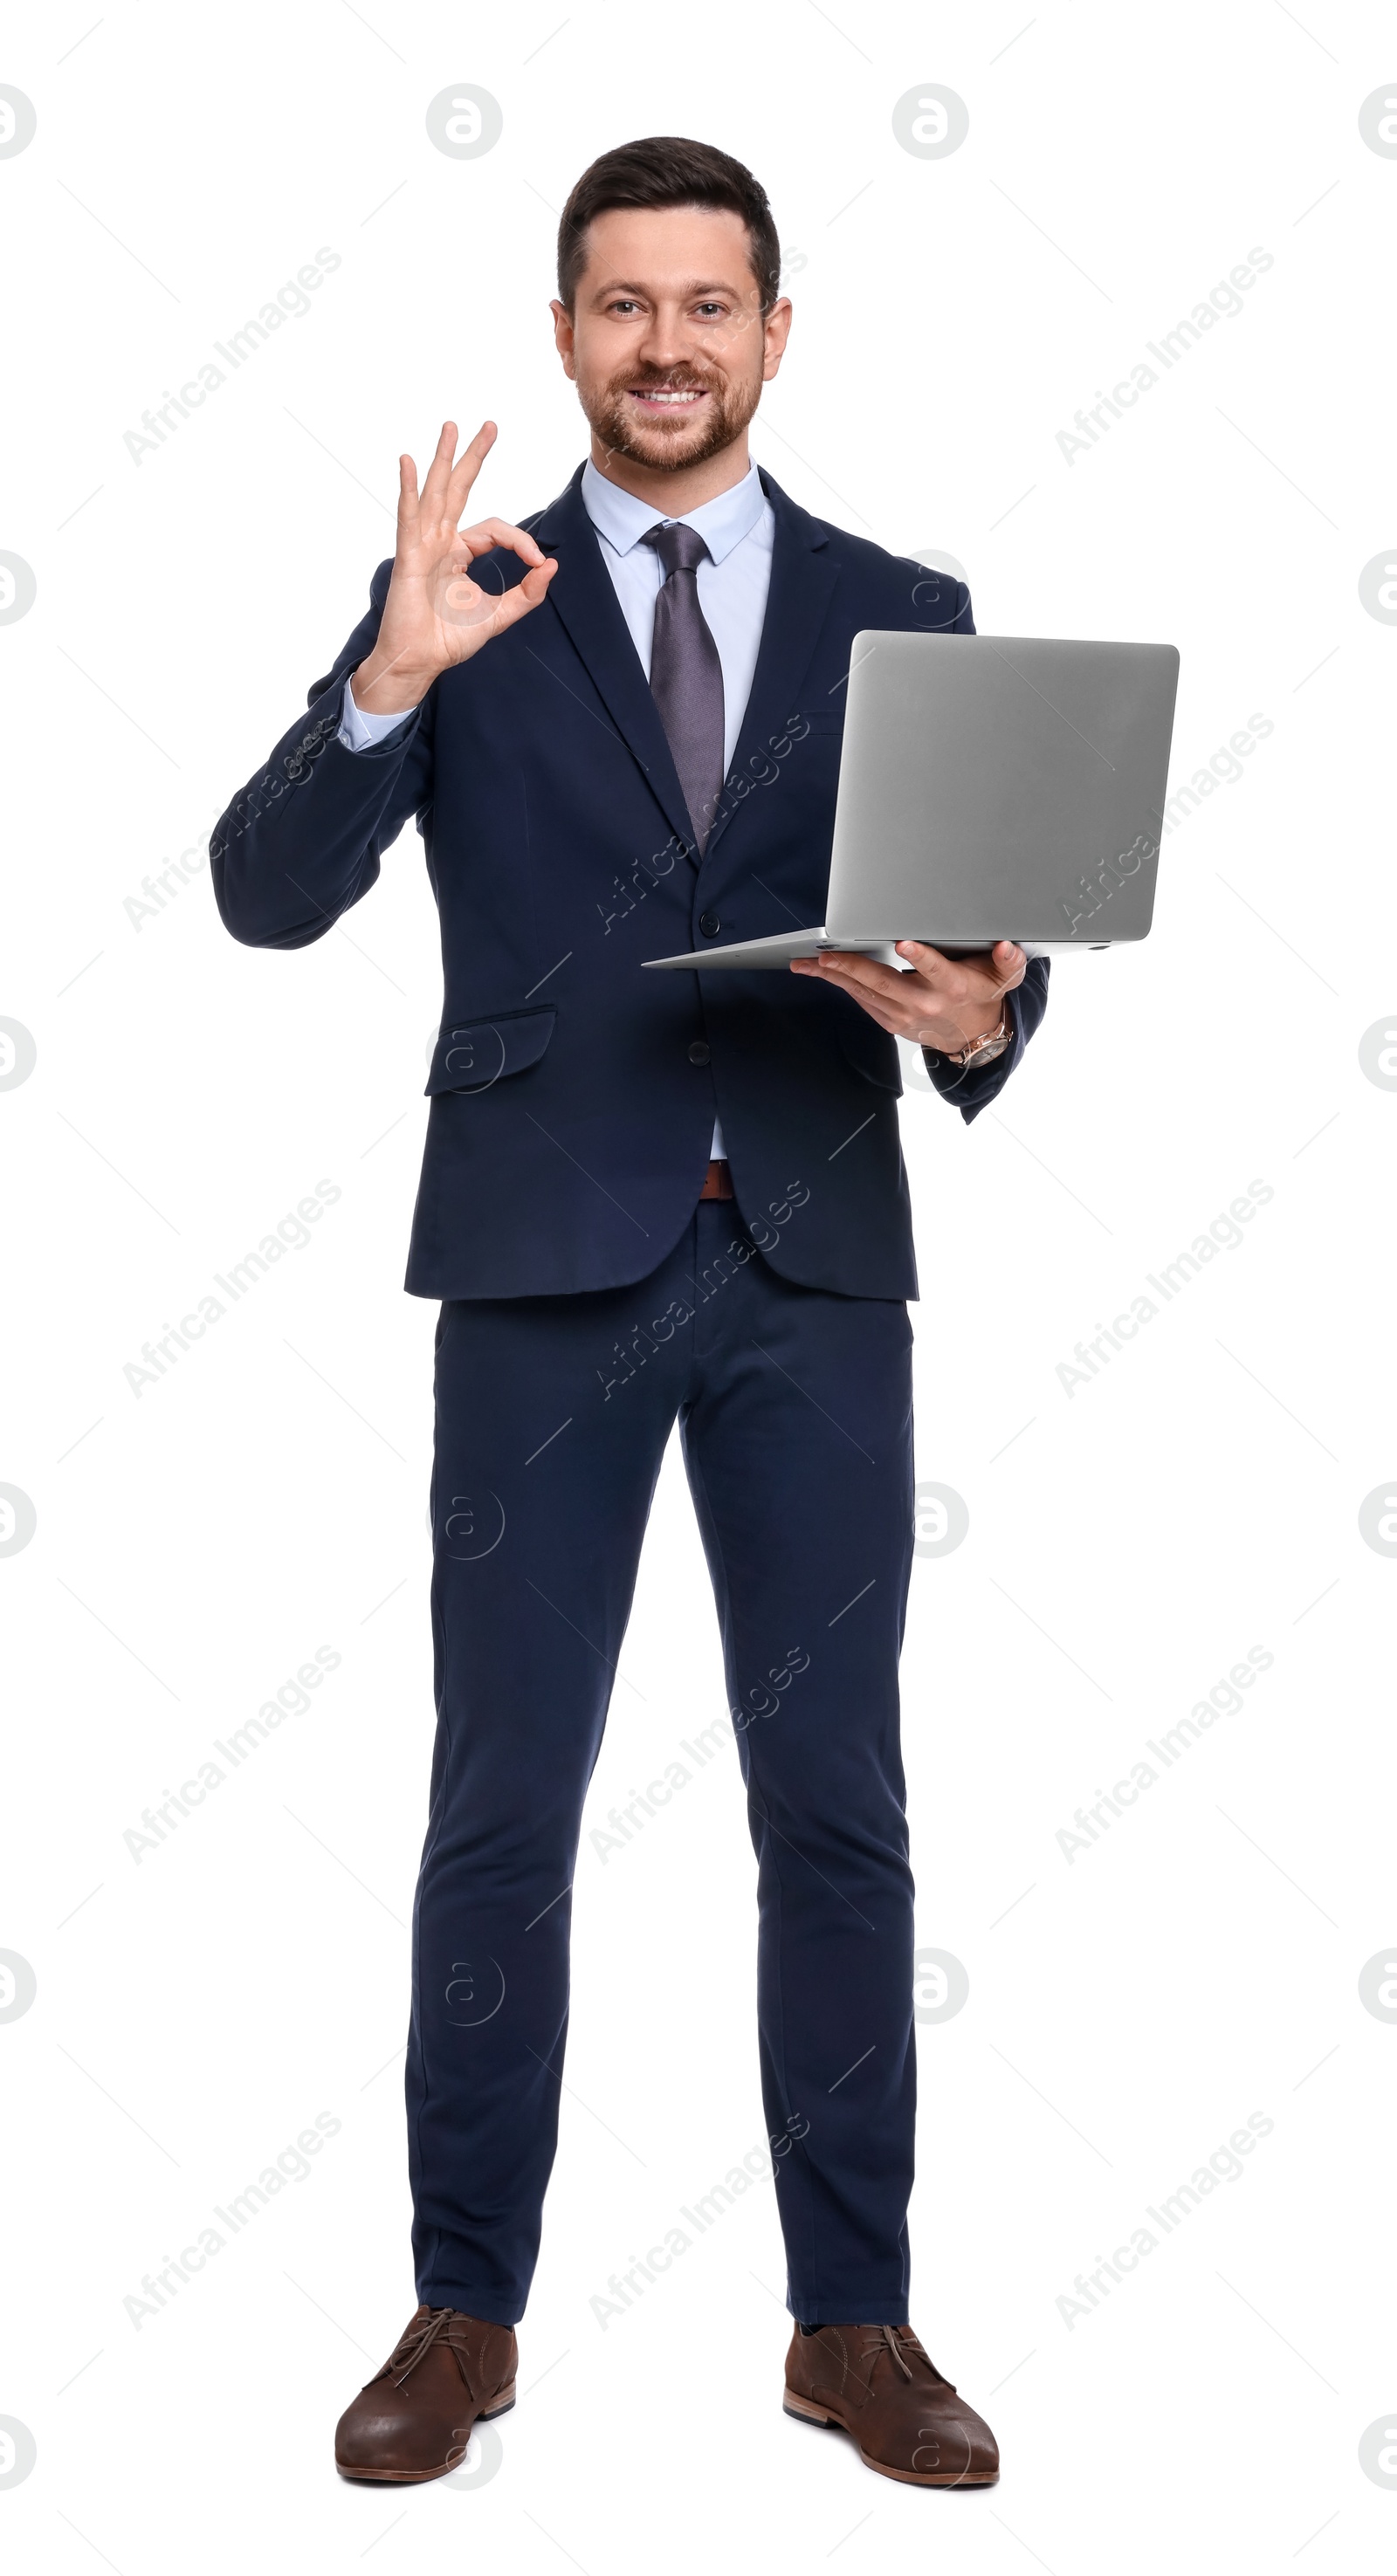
[{"x1": 791, "y1": 938, "x2": 1028, "y2": 1055}]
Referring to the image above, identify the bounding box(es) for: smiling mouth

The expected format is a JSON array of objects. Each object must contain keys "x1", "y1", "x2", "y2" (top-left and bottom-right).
[{"x1": 628, "y1": 385, "x2": 708, "y2": 409}]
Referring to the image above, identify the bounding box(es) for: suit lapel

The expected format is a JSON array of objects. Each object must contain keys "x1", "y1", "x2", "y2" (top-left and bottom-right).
[
  {"x1": 533, "y1": 470, "x2": 696, "y2": 855},
  {"x1": 529, "y1": 465, "x2": 844, "y2": 865},
  {"x1": 702, "y1": 471, "x2": 842, "y2": 861}
]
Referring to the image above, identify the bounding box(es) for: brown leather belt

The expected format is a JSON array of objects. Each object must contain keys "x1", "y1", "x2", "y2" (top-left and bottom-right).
[{"x1": 698, "y1": 1157, "x2": 734, "y2": 1201}]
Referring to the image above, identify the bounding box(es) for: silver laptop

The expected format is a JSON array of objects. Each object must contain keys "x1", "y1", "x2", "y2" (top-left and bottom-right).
[{"x1": 643, "y1": 632, "x2": 1179, "y2": 970}]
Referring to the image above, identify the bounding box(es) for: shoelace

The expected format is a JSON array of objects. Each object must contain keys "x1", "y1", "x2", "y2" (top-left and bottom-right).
[
  {"x1": 858, "y1": 2324, "x2": 944, "y2": 2385},
  {"x1": 383, "y1": 2307, "x2": 475, "y2": 2390}
]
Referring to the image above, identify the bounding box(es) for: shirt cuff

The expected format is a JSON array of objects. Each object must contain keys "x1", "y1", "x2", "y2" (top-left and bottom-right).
[{"x1": 337, "y1": 673, "x2": 417, "y2": 752}]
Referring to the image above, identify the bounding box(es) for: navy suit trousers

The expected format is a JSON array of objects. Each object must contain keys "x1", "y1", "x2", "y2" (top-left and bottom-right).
[{"x1": 408, "y1": 1202, "x2": 919, "y2": 2327}]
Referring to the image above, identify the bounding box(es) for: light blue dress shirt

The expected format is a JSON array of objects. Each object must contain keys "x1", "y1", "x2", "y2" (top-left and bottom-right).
[
  {"x1": 339, "y1": 456, "x2": 778, "y2": 1161},
  {"x1": 571, "y1": 456, "x2": 774, "y2": 773}
]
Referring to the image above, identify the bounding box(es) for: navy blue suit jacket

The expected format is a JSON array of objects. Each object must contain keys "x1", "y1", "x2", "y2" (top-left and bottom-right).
[{"x1": 211, "y1": 466, "x2": 1048, "y2": 1302}]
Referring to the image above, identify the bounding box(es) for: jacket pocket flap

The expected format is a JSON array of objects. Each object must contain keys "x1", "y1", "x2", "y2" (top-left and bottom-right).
[{"x1": 425, "y1": 1007, "x2": 557, "y2": 1096}]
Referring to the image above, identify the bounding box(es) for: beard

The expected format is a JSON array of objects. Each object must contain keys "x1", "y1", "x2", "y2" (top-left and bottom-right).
[{"x1": 580, "y1": 359, "x2": 762, "y2": 474}]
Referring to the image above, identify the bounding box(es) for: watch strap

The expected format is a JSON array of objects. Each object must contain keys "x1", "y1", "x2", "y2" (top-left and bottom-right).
[{"x1": 945, "y1": 1010, "x2": 1010, "y2": 1069}]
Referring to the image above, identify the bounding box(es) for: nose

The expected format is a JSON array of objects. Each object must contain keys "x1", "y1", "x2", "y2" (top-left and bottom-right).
[{"x1": 635, "y1": 301, "x2": 702, "y2": 374}]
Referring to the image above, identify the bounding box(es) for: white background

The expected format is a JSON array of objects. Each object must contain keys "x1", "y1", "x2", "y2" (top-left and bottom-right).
[{"x1": 3, "y1": 2, "x2": 1396, "y2": 2567}]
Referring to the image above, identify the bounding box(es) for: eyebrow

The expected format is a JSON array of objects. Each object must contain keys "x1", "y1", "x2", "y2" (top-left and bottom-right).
[{"x1": 589, "y1": 277, "x2": 748, "y2": 301}]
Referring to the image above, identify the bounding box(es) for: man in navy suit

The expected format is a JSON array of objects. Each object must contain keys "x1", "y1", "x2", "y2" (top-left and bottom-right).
[{"x1": 213, "y1": 136, "x2": 1048, "y2": 2490}]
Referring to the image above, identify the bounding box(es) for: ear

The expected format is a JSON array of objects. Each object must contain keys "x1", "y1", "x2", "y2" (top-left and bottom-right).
[
  {"x1": 761, "y1": 296, "x2": 794, "y2": 383},
  {"x1": 550, "y1": 298, "x2": 577, "y2": 381}
]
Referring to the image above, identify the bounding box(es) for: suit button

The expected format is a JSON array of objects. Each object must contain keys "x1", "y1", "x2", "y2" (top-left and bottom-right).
[
  {"x1": 688, "y1": 1040, "x2": 711, "y2": 1065},
  {"x1": 699, "y1": 911, "x2": 720, "y2": 938}
]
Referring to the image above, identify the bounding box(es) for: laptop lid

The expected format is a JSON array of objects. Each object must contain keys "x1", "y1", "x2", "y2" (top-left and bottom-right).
[{"x1": 825, "y1": 633, "x2": 1180, "y2": 946}]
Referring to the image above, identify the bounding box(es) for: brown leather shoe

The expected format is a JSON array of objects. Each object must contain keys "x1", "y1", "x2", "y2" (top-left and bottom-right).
[
  {"x1": 334, "y1": 2304, "x2": 518, "y2": 2483},
  {"x1": 783, "y1": 2322, "x2": 999, "y2": 2486}
]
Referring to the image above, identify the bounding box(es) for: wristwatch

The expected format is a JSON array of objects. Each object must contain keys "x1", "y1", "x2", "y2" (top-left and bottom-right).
[{"x1": 939, "y1": 1011, "x2": 1011, "y2": 1071}]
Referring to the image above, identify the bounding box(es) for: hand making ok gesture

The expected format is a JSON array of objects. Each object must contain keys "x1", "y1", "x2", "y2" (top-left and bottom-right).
[{"x1": 350, "y1": 420, "x2": 557, "y2": 718}]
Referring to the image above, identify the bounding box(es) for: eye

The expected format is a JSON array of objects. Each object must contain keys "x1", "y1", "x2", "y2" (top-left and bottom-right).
[
  {"x1": 607, "y1": 299, "x2": 642, "y2": 316},
  {"x1": 694, "y1": 302, "x2": 726, "y2": 318}
]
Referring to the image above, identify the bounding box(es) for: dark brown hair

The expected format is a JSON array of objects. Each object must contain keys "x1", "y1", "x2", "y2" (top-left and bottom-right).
[{"x1": 557, "y1": 136, "x2": 781, "y2": 313}]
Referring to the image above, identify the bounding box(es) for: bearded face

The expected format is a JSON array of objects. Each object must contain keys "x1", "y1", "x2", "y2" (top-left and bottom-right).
[
  {"x1": 554, "y1": 203, "x2": 787, "y2": 485},
  {"x1": 580, "y1": 348, "x2": 765, "y2": 475}
]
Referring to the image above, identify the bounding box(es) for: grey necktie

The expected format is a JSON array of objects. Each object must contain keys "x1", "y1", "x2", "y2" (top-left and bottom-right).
[{"x1": 643, "y1": 521, "x2": 726, "y2": 855}]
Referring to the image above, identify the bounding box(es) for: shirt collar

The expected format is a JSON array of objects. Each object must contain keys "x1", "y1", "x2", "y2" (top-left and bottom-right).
[{"x1": 581, "y1": 456, "x2": 767, "y2": 566}]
